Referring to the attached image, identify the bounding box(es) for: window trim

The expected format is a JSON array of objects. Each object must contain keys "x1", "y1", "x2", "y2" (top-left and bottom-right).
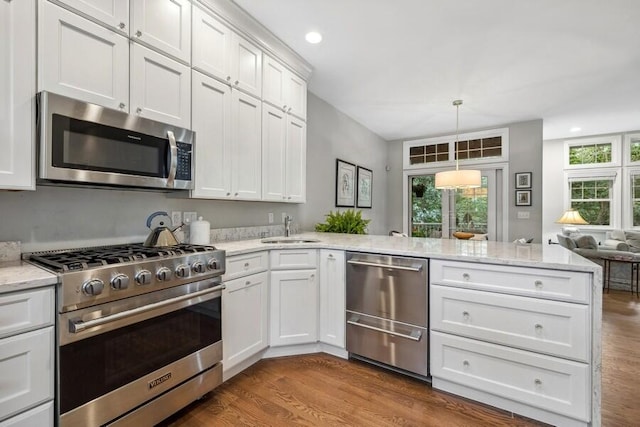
[
  {"x1": 564, "y1": 135, "x2": 621, "y2": 169},
  {"x1": 624, "y1": 133, "x2": 640, "y2": 166},
  {"x1": 403, "y1": 128, "x2": 509, "y2": 170},
  {"x1": 564, "y1": 168, "x2": 620, "y2": 230},
  {"x1": 623, "y1": 166, "x2": 640, "y2": 229}
]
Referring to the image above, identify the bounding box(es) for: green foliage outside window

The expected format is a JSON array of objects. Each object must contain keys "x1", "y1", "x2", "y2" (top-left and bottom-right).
[
  {"x1": 633, "y1": 175, "x2": 640, "y2": 226},
  {"x1": 568, "y1": 143, "x2": 612, "y2": 165},
  {"x1": 570, "y1": 180, "x2": 611, "y2": 225},
  {"x1": 631, "y1": 141, "x2": 640, "y2": 162},
  {"x1": 411, "y1": 176, "x2": 442, "y2": 237}
]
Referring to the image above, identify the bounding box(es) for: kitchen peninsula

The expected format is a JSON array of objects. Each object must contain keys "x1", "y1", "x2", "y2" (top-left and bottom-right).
[{"x1": 216, "y1": 232, "x2": 601, "y2": 427}]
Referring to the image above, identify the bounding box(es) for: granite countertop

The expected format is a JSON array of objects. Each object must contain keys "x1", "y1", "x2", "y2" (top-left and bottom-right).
[
  {"x1": 0, "y1": 260, "x2": 58, "y2": 295},
  {"x1": 215, "y1": 232, "x2": 600, "y2": 273}
]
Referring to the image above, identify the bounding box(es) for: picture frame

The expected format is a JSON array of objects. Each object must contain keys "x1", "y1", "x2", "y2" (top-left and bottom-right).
[
  {"x1": 515, "y1": 172, "x2": 532, "y2": 189},
  {"x1": 356, "y1": 166, "x2": 373, "y2": 208},
  {"x1": 335, "y1": 159, "x2": 356, "y2": 207},
  {"x1": 515, "y1": 190, "x2": 532, "y2": 206}
]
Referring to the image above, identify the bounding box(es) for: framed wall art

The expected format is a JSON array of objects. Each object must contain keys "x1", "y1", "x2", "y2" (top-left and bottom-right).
[
  {"x1": 515, "y1": 172, "x2": 532, "y2": 189},
  {"x1": 335, "y1": 159, "x2": 356, "y2": 207},
  {"x1": 516, "y1": 190, "x2": 532, "y2": 206},
  {"x1": 356, "y1": 166, "x2": 373, "y2": 208}
]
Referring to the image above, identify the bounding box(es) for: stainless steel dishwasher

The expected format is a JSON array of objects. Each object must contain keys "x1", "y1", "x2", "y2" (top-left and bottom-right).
[{"x1": 346, "y1": 252, "x2": 429, "y2": 378}]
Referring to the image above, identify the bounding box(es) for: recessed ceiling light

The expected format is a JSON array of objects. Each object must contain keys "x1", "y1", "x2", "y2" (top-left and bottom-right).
[
  {"x1": 570, "y1": 127, "x2": 582, "y2": 132},
  {"x1": 305, "y1": 31, "x2": 322, "y2": 44}
]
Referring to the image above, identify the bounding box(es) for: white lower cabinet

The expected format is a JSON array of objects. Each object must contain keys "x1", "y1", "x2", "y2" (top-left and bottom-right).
[
  {"x1": 222, "y1": 271, "x2": 269, "y2": 371},
  {"x1": 270, "y1": 250, "x2": 318, "y2": 347},
  {"x1": 430, "y1": 259, "x2": 592, "y2": 425},
  {"x1": 319, "y1": 250, "x2": 345, "y2": 348},
  {"x1": 0, "y1": 402, "x2": 53, "y2": 427}
]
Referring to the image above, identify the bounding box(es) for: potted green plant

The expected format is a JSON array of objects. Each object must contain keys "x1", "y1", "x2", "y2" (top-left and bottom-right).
[{"x1": 315, "y1": 209, "x2": 371, "y2": 234}]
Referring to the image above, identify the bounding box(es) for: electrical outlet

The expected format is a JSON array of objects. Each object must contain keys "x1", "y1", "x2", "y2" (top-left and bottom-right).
[
  {"x1": 268, "y1": 213, "x2": 274, "y2": 224},
  {"x1": 171, "y1": 211, "x2": 182, "y2": 227},
  {"x1": 184, "y1": 212, "x2": 197, "y2": 224}
]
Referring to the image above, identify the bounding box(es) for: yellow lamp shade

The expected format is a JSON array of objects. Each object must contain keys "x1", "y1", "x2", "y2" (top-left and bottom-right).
[
  {"x1": 435, "y1": 169, "x2": 481, "y2": 189},
  {"x1": 555, "y1": 209, "x2": 589, "y2": 225}
]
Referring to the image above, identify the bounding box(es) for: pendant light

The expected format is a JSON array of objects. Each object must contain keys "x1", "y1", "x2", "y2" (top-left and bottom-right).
[{"x1": 434, "y1": 100, "x2": 481, "y2": 189}]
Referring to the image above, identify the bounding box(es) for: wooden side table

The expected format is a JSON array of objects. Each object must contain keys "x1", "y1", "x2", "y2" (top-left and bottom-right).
[{"x1": 602, "y1": 256, "x2": 640, "y2": 297}]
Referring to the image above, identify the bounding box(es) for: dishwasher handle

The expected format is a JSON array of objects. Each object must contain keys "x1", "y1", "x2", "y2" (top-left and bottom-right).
[
  {"x1": 347, "y1": 318, "x2": 422, "y2": 341},
  {"x1": 347, "y1": 259, "x2": 423, "y2": 272}
]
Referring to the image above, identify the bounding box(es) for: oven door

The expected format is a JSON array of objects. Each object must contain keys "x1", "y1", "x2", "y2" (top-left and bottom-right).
[
  {"x1": 58, "y1": 280, "x2": 223, "y2": 427},
  {"x1": 38, "y1": 91, "x2": 193, "y2": 190}
]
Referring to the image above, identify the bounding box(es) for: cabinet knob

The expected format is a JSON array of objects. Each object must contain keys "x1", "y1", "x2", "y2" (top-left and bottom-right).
[
  {"x1": 287, "y1": 196, "x2": 292, "y2": 199},
  {"x1": 535, "y1": 323, "x2": 543, "y2": 331},
  {"x1": 310, "y1": 273, "x2": 315, "y2": 280},
  {"x1": 462, "y1": 311, "x2": 470, "y2": 320},
  {"x1": 235, "y1": 192, "x2": 239, "y2": 196},
  {"x1": 226, "y1": 76, "x2": 231, "y2": 81},
  {"x1": 245, "y1": 281, "x2": 251, "y2": 286},
  {"x1": 226, "y1": 192, "x2": 231, "y2": 196},
  {"x1": 328, "y1": 254, "x2": 334, "y2": 259},
  {"x1": 463, "y1": 360, "x2": 470, "y2": 368},
  {"x1": 288, "y1": 107, "x2": 292, "y2": 113},
  {"x1": 244, "y1": 262, "x2": 250, "y2": 268},
  {"x1": 534, "y1": 378, "x2": 542, "y2": 386},
  {"x1": 283, "y1": 105, "x2": 287, "y2": 111},
  {"x1": 462, "y1": 273, "x2": 470, "y2": 280},
  {"x1": 118, "y1": 22, "x2": 126, "y2": 29},
  {"x1": 534, "y1": 280, "x2": 543, "y2": 288},
  {"x1": 119, "y1": 102, "x2": 126, "y2": 109},
  {"x1": 135, "y1": 30, "x2": 142, "y2": 37},
  {"x1": 136, "y1": 107, "x2": 142, "y2": 114},
  {"x1": 234, "y1": 80, "x2": 239, "y2": 85}
]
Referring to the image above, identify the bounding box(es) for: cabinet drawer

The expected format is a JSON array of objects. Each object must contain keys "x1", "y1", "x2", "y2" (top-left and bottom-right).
[
  {"x1": 431, "y1": 332, "x2": 589, "y2": 421},
  {"x1": 430, "y1": 260, "x2": 590, "y2": 303},
  {"x1": 0, "y1": 401, "x2": 53, "y2": 427},
  {"x1": 431, "y1": 285, "x2": 589, "y2": 361},
  {"x1": 270, "y1": 249, "x2": 317, "y2": 270},
  {"x1": 223, "y1": 251, "x2": 268, "y2": 280},
  {"x1": 0, "y1": 327, "x2": 54, "y2": 422},
  {"x1": 0, "y1": 288, "x2": 54, "y2": 340}
]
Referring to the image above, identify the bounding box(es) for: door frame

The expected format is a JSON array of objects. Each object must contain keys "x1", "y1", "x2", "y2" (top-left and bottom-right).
[{"x1": 402, "y1": 162, "x2": 509, "y2": 241}]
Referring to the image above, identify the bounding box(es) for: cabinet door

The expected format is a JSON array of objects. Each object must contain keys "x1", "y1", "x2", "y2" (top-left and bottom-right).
[
  {"x1": 55, "y1": 0, "x2": 129, "y2": 33},
  {"x1": 191, "y1": 71, "x2": 232, "y2": 199},
  {"x1": 319, "y1": 250, "x2": 345, "y2": 348},
  {"x1": 192, "y1": 5, "x2": 232, "y2": 82},
  {"x1": 0, "y1": 0, "x2": 35, "y2": 190},
  {"x1": 130, "y1": 43, "x2": 191, "y2": 128},
  {"x1": 231, "y1": 91, "x2": 262, "y2": 200},
  {"x1": 0, "y1": 328, "x2": 54, "y2": 423},
  {"x1": 285, "y1": 71, "x2": 307, "y2": 120},
  {"x1": 261, "y1": 103, "x2": 287, "y2": 202},
  {"x1": 285, "y1": 115, "x2": 307, "y2": 203},
  {"x1": 0, "y1": 402, "x2": 53, "y2": 427},
  {"x1": 0, "y1": 288, "x2": 54, "y2": 340},
  {"x1": 38, "y1": 0, "x2": 129, "y2": 111},
  {"x1": 230, "y1": 33, "x2": 262, "y2": 98},
  {"x1": 262, "y1": 55, "x2": 287, "y2": 110},
  {"x1": 270, "y1": 269, "x2": 318, "y2": 346},
  {"x1": 130, "y1": 0, "x2": 191, "y2": 64},
  {"x1": 222, "y1": 272, "x2": 269, "y2": 371}
]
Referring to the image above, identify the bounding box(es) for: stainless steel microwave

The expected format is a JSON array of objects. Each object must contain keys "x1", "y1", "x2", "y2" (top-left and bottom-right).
[{"x1": 37, "y1": 92, "x2": 194, "y2": 191}]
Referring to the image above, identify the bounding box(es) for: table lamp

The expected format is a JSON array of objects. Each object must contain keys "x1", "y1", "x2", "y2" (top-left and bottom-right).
[{"x1": 556, "y1": 208, "x2": 589, "y2": 236}]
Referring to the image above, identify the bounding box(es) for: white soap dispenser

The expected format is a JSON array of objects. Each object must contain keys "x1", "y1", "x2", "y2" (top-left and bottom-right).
[{"x1": 190, "y1": 216, "x2": 211, "y2": 245}]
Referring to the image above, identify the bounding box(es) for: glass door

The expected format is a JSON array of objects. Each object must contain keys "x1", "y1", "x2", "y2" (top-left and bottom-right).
[{"x1": 410, "y1": 169, "x2": 498, "y2": 239}]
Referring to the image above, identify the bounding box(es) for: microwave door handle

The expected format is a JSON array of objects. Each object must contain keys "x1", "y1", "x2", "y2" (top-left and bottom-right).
[{"x1": 167, "y1": 130, "x2": 177, "y2": 188}]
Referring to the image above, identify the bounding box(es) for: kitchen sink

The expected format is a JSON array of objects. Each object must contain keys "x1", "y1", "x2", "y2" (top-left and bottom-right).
[{"x1": 260, "y1": 238, "x2": 321, "y2": 244}]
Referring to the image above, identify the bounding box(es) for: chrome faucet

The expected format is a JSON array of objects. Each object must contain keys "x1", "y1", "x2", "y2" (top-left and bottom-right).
[{"x1": 284, "y1": 215, "x2": 293, "y2": 237}]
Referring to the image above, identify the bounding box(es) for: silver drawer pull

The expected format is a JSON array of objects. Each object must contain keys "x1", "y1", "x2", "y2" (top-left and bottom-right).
[
  {"x1": 463, "y1": 360, "x2": 470, "y2": 368},
  {"x1": 462, "y1": 311, "x2": 470, "y2": 320},
  {"x1": 462, "y1": 273, "x2": 470, "y2": 280},
  {"x1": 535, "y1": 323, "x2": 543, "y2": 331},
  {"x1": 245, "y1": 281, "x2": 251, "y2": 286},
  {"x1": 347, "y1": 319, "x2": 422, "y2": 341},
  {"x1": 534, "y1": 378, "x2": 542, "y2": 386},
  {"x1": 534, "y1": 280, "x2": 543, "y2": 288},
  {"x1": 347, "y1": 259, "x2": 423, "y2": 272},
  {"x1": 244, "y1": 262, "x2": 250, "y2": 268}
]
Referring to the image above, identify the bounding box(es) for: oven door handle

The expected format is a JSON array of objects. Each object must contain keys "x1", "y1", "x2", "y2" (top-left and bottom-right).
[
  {"x1": 166, "y1": 130, "x2": 177, "y2": 188},
  {"x1": 69, "y1": 284, "x2": 225, "y2": 334},
  {"x1": 347, "y1": 319, "x2": 422, "y2": 341},
  {"x1": 347, "y1": 259, "x2": 423, "y2": 272}
]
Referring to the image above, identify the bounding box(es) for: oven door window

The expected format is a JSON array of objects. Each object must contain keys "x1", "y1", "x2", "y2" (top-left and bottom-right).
[
  {"x1": 51, "y1": 114, "x2": 168, "y2": 178},
  {"x1": 59, "y1": 298, "x2": 221, "y2": 414}
]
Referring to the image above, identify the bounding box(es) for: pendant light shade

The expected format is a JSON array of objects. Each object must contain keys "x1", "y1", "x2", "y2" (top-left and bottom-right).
[{"x1": 435, "y1": 100, "x2": 482, "y2": 190}]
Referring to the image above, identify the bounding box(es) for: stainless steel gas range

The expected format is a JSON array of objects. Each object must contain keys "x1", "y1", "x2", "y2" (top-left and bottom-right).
[{"x1": 28, "y1": 243, "x2": 226, "y2": 427}]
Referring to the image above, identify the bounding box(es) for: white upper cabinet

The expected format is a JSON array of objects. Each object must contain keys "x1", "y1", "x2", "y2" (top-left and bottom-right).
[
  {"x1": 191, "y1": 71, "x2": 233, "y2": 199},
  {"x1": 130, "y1": 0, "x2": 191, "y2": 64},
  {"x1": 38, "y1": 0, "x2": 129, "y2": 111},
  {"x1": 192, "y1": 4, "x2": 233, "y2": 81},
  {"x1": 263, "y1": 54, "x2": 307, "y2": 120},
  {"x1": 54, "y1": 0, "x2": 129, "y2": 34},
  {"x1": 0, "y1": 0, "x2": 36, "y2": 190},
  {"x1": 130, "y1": 43, "x2": 191, "y2": 128},
  {"x1": 192, "y1": 5, "x2": 262, "y2": 98},
  {"x1": 231, "y1": 91, "x2": 262, "y2": 200},
  {"x1": 262, "y1": 103, "x2": 306, "y2": 203}
]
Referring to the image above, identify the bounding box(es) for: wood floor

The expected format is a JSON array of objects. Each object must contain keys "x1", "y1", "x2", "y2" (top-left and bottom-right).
[{"x1": 161, "y1": 290, "x2": 640, "y2": 427}]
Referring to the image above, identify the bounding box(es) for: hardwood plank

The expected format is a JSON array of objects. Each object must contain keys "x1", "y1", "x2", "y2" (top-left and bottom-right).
[{"x1": 161, "y1": 290, "x2": 637, "y2": 426}]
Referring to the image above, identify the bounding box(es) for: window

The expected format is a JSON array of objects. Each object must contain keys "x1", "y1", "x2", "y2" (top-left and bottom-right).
[
  {"x1": 568, "y1": 143, "x2": 612, "y2": 165},
  {"x1": 456, "y1": 137, "x2": 502, "y2": 160},
  {"x1": 569, "y1": 179, "x2": 612, "y2": 226},
  {"x1": 409, "y1": 143, "x2": 448, "y2": 165}
]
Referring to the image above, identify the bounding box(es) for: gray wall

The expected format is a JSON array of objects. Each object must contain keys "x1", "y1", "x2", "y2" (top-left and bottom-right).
[
  {"x1": 386, "y1": 119, "x2": 543, "y2": 242},
  {"x1": 298, "y1": 93, "x2": 388, "y2": 235},
  {"x1": 0, "y1": 92, "x2": 388, "y2": 251}
]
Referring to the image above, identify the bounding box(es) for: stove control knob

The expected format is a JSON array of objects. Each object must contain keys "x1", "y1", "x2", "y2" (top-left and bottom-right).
[
  {"x1": 82, "y1": 279, "x2": 104, "y2": 296},
  {"x1": 157, "y1": 267, "x2": 172, "y2": 281},
  {"x1": 111, "y1": 274, "x2": 129, "y2": 290},
  {"x1": 135, "y1": 270, "x2": 152, "y2": 285},
  {"x1": 207, "y1": 258, "x2": 218, "y2": 270},
  {"x1": 192, "y1": 261, "x2": 205, "y2": 274},
  {"x1": 175, "y1": 264, "x2": 189, "y2": 278}
]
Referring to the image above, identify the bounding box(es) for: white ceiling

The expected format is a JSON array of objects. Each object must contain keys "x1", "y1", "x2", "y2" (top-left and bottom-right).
[{"x1": 233, "y1": 0, "x2": 640, "y2": 141}]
